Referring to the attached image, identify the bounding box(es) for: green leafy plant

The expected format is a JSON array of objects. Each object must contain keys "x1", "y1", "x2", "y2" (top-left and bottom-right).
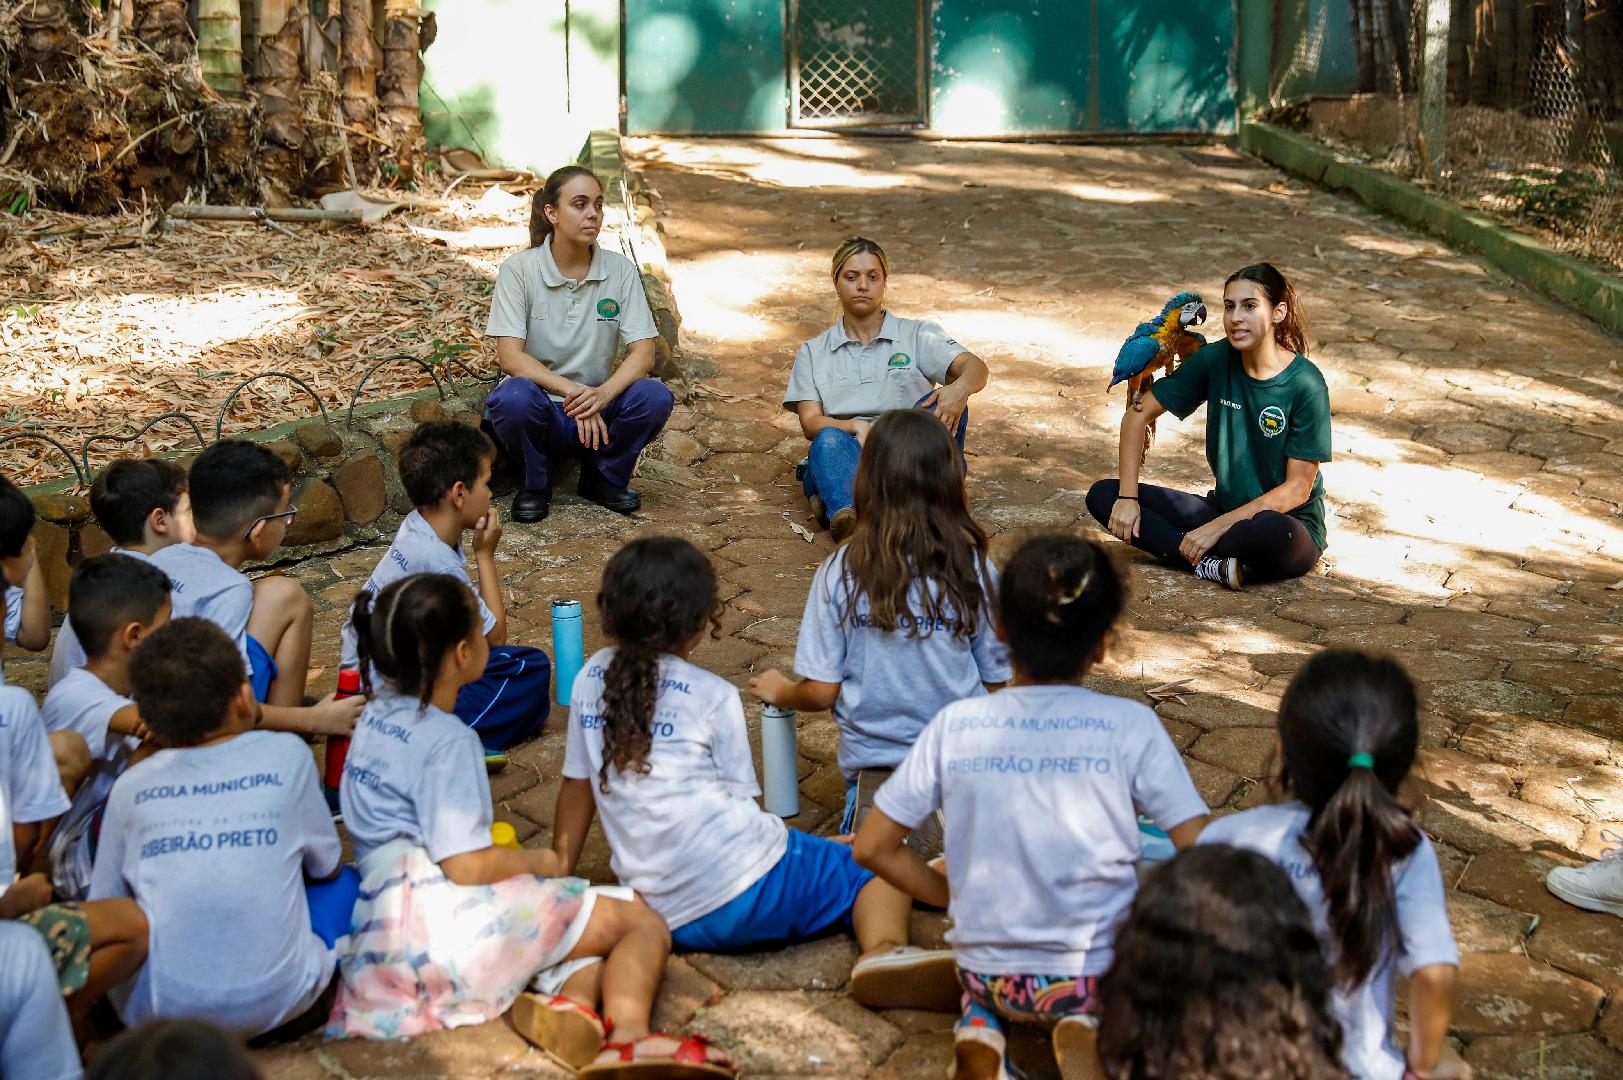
[
  {"x1": 427, "y1": 338, "x2": 472, "y2": 367},
  {"x1": 1499, "y1": 170, "x2": 1600, "y2": 228}
]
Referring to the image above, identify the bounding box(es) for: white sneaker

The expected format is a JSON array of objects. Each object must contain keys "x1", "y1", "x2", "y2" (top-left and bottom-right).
[
  {"x1": 1546, "y1": 836, "x2": 1623, "y2": 917},
  {"x1": 1194, "y1": 556, "x2": 1243, "y2": 590}
]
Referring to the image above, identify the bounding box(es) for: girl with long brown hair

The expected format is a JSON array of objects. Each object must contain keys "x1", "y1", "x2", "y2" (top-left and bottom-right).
[
  {"x1": 752, "y1": 408, "x2": 1009, "y2": 855},
  {"x1": 1086, "y1": 262, "x2": 1332, "y2": 589}
]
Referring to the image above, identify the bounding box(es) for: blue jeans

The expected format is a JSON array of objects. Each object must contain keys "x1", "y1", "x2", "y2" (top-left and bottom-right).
[{"x1": 802, "y1": 401, "x2": 969, "y2": 523}]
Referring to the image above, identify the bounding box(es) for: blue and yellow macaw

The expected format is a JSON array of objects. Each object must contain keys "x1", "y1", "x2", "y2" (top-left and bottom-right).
[{"x1": 1108, "y1": 292, "x2": 1208, "y2": 450}]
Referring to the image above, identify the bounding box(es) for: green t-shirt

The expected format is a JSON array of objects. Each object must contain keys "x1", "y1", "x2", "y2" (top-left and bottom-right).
[{"x1": 1150, "y1": 341, "x2": 1332, "y2": 549}]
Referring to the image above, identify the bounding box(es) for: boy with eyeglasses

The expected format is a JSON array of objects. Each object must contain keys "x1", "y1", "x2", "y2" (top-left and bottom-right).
[{"x1": 149, "y1": 441, "x2": 361, "y2": 736}]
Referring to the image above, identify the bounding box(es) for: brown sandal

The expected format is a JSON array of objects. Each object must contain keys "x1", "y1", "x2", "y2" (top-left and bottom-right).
[{"x1": 509, "y1": 992, "x2": 605, "y2": 1070}]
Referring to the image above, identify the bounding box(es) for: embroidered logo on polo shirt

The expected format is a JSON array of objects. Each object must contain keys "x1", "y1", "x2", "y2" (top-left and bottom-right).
[
  {"x1": 1258, "y1": 405, "x2": 1288, "y2": 438},
  {"x1": 887, "y1": 352, "x2": 912, "y2": 369},
  {"x1": 596, "y1": 298, "x2": 621, "y2": 320}
]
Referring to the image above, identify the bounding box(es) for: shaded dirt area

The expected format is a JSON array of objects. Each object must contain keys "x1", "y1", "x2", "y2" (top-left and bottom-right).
[{"x1": 8, "y1": 137, "x2": 1621, "y2": 1078}]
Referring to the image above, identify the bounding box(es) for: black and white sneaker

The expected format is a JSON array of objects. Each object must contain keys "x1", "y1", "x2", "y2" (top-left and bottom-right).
[{"x1": 1194, "y1": 556, "x2": 1243, "y2": 590}]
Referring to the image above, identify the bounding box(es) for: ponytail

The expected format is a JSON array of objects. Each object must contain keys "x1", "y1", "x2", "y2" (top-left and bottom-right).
[
  {"x1": 351, "y1": 573, "x2": 481, "y2": 709},
  {"x1": 1225, "y1": 262, "x2": 1310, "y2": 355},
  {"x1": 530, "y1": 165, "x2": 600, "y2": 249},
  {"x1": 1278, "y1": 650, "x2": 1421, "y2": 988},
  {"x1": 998, "y1": 533, "x2": 1128, "y2": 682}
]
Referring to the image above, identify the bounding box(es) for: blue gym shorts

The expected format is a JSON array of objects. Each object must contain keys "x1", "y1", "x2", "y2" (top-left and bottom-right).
[
  {"x1": 247, "y1": 634, "x2": 278, "y2": 704},
  {"x1": 670, "y1": 829, "x2": 875, "y2": 953}
]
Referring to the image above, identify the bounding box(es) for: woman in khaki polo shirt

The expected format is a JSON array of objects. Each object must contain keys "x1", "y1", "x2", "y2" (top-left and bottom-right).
[
  {"x1": 485, "y1": 166, "x2": 674, "y2": 523},
  {"x1": 783, "y1": 237, "x2": 990, "y2": 540}
]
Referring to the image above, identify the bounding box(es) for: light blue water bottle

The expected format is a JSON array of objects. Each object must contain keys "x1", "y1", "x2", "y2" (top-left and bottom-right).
[{"x1": 551, "y1": 599, "x2": 584, "y2": 706}]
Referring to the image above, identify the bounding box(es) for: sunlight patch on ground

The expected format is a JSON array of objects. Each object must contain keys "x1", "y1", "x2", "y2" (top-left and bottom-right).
[
  {"x1": 43, "y1": 289, "x2": 310, "y2": 370},
  {"x1": 669, "y1": 249, "x2": 799, "y2": 340},
  {"x1": 1063, "y1": 182, "x2": 1169, "y2": 205}
]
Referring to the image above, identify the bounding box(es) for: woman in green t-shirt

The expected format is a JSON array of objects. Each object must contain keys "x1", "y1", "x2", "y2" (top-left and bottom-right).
[{"x1": 1085, "y1": 263, "x2": 1331, "y2": 589}]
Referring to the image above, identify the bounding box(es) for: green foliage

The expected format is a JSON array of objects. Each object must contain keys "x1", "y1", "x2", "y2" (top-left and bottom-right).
[
  {"x1": 1499, "y1": 170, "x2": 1600, "y2": 228},
  {"x1": 427, "y1": 338, "x2": 472, "y2": 367},
  {"x1": 3, "y1": 188, "x2": 30, "y2": 215}
]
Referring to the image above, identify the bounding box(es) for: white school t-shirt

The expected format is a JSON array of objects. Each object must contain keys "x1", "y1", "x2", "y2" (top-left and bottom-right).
[
  {"x1": 1199, "y1": 802, "x2": 1460, "y2": 1080},
  {"x1": 563, "y1": 649, "x2": 788, "y2": 930},
  {"x1": 794, "y1": 548, "x2": 1010, "y2": 778},
  {"x1": 0, "y1": 586, "x2": 20, "y2": 686},
  {"x1": 0, "y1": 686, "x2": 71, "y2": 884},
  {"x1": 89, "y1": 730, "x2": 342, "y2": 1036},
  {"x1": 42, "y1": 667, "x2": 139, "y2": 827},
  {"x1": 0, "y1": 922, "x2": 83, "y2": 1080},
  {"x1": 148, "y1": 543, "x2": 254, "y2": 665},
  {"x1": 875, "y1": 684, "x2": 1208, "y2": 976},
  {"x1": 48, "y1": 547, "x2": 159, "y2": 690},
  {"x1": 338, "y1": 512, "x2": 498, "y2": 672},
  {"x1": 340, "y1": 685, "x2": 493, "y2": 866}
]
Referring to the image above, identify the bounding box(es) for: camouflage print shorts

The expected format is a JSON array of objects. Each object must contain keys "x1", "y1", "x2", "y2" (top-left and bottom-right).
[{"x1": 19, "y1": 902, "x2": 92, "y2": 996}]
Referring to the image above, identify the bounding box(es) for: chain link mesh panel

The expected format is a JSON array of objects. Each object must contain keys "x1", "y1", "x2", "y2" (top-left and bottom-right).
[
  {"x1": 1266, "y1": 0, "x2": 1622, "y2": 273},
  {"x1": 793, "y1": 1, "x2": 924, "y2": 125}
]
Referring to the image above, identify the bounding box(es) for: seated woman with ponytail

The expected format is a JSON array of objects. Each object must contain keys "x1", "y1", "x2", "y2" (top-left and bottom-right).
[
  {"x1": 485, "y1": 166, "x2": 675, "y2": 523},
  {"x1": 1199, "y1": 650, "x2": 1468, "y2": 1080},
  {"x1": 1086, "y1": 262, "x2": 1331, "y2": 589}
]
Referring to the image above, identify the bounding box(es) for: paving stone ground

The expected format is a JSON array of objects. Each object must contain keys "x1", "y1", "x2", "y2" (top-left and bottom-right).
[{"x1": 19, "y1": 137, "x2": 1623, "y2": 1078}]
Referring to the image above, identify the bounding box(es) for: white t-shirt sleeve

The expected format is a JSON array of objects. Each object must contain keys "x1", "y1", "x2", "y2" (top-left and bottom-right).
[
  {"x1": 2, "y1": 587, "x2": 20, "y2": 642},
  {"x1": 418, "y1": 732, "x2": 496, "y2": 863},
  {"x1": 709, "y1": 690, "x2": 761, "y2": 800},
  {"x1": 914, "y1": 320, "x2": 965, "y2": 384},
  {"x1": 872, "y1": 711, "x2": 946, "y2": 829},
  {"x1": 292, "y1": 750, "x2": 342, "y2": 879},
  {"x1": 1394, "y1": 836, "x2": 1460, "y2": 974},
  {"x1": 1128, "y1": 713, "x2": 1208, "y2": 830},
  {"x1": 485, "y1": 256, "x2": 532, "y2": 340},
  {"x1": 7, "y1": 697, "x2": 71, "y2": 826},
  {"x1": 783, "y1": 343, "x2": 820, "y2": 407},
  {"x1": 792, "y1": 557, "x2": 846, "y2": 684},
  {"x1": 616, "y1": 263, "x2": 658, "y2": 345}
]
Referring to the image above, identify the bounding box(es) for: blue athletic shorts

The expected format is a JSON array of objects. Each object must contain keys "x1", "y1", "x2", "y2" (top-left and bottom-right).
[
  {"x1": 304, "y1": 865, "x2": 361, "y2": 948},
  {"x1": 247, "y1": 634, "x2": 278, "y2": 704},
  {"x1": 670, "y1": 829, "x2": 875, "y2": 953}
]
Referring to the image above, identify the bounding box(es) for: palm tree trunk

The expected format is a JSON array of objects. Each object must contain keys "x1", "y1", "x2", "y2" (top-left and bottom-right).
[
  {"x1": 251, "y1": 1, "x2": 306, "y2": 189},
  {"x1": 379, "y1": 0, "x2": 425, "y2": 180},
  {"x1": 197, "y1": 0, "x2": 244, "y2": 97},
  {"x1": 339, "y1": 0, "x2": 379, "y2": 175}
]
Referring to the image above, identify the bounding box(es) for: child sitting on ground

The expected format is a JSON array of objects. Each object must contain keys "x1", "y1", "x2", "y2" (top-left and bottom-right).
[
  {"x1": 49, "y1": 457, "x2": 193, "y2": 688},
  {"x1": 1096, "y1": 844, "x2": 1351, "y2": 1079},
  {"x1": 0, "y1": 921, "x2": 83, "y2": 1080},
  {"x1": 148, "y1": 440, "x2": 361, "y2": 736},
  {"x1": 554, "y1": 537, "x2": 959, "y2": 1013},
  {"x1": 329, "y1": 573, "x2": 729, "y2": 1078},
  {"x1": 0, "y1": 476, "x2": 49, "y2": 686},
  {"x1": 90, "y1": 617, "x2": 357, "y2": 1039},
  {"x1": 43, "y1": 554, "x2": 171, "y2": 899},
  {"x1": 1199, "y1": 650, "x2": 1468, "y2": 1080},
  {"x1": 338, "y1": 421, "x2": 550, "y2": 750},
  {"x1": 752, "y1": 408, "x2": 1009, "y2": 856},
  {"x1": 854, "y1": 533, "x2": 1210, "y2": 1080}
]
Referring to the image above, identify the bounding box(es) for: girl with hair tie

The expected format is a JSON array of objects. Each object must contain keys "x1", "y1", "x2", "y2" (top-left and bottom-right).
[
  {"x1": 784, "y1": 236, "x2": 991, "y2": 541},
  {"x1": 1087, "y1": 262, "x2": 1332, "y2": 589}
]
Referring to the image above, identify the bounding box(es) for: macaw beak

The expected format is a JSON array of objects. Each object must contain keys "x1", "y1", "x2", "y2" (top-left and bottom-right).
[{"x1": 1182, "y1": 304, "x2": 1207, "y2": 326}]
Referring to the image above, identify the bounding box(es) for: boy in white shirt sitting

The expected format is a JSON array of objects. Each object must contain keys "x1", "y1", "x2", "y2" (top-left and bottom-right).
[
  {"x1": 338, "y1": 421, "x2": 550, "y2": 750},
  {"x1": 43, "y1": 554, "x2": 171, "y2": 899},
  {"x1": 148, "y1": 440, "x2": 361, "y2": 737},
  {"x1": 91, "y1": 617, "x2": 357, "y2": 1039},
  {"x1": 0, "y1": 476, "x2": 49, "y2": 686}
]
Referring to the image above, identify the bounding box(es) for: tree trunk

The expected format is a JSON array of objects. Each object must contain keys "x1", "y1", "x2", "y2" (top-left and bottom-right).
[
  {"x1": 378, "y1": 0, "x2": 424, "y2": 181},
  {"x1": 132, "y1": 0, "x2": 194, "y2": 64},
  {"x1": 339, "y1": 0, "x2": 379, "y2": 176},
  {"x1": 252, "y1": 1, "x2": 306, "y2": 190},
  {"x1": 14, "y1": 0, "x2": 78, "y2": 81},
  {"x1": 197, "y1": 0, "x2": 245, "y2": 96}
]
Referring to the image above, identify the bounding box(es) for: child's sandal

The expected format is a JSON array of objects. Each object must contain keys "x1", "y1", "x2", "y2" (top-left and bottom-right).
[
  {"x1": 509, "y1": 992, "x2": 606, "y2": 1070},
  {"x1": 579, "y1": 1031, "x2": 737, "y2": 1079}
]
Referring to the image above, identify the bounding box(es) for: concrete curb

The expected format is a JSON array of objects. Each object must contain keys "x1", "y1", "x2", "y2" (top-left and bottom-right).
[{"x1": 1239, "y1": 121, "x2": 1623, "y2": 336}]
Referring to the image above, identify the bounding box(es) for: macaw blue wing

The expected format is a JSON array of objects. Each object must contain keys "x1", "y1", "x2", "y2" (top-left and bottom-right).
[{"x1": 1109, "y1": 333, "x2": 1161, "y2": 388}]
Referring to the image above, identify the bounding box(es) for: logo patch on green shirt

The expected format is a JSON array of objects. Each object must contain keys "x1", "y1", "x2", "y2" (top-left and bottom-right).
[
  {"x1": 887, "y1": 352, "x2": 911, "y2": 369},
  {"x1": 1258, "y1": 405, "x2": 1288, "y2": 438},
  {"x1": 596, "y1": 298, "x2": 621, "y2": 320}
]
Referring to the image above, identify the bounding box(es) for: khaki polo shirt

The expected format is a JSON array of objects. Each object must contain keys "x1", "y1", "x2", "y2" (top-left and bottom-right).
[
  {"x1": 485, "y1": 237, "x2": 657, "y2": 400},
  {"x1": 782, "y1": 312, "x2": 964, "y2": 421}
]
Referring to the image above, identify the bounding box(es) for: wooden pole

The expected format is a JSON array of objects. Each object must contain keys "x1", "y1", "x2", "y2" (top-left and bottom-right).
[
  {"x1": 1418, "y1": 0, "x2": 1451, "y2": 180},
  {"x1": 168, "y1": 203, "x2": 363, "y2": 222}
]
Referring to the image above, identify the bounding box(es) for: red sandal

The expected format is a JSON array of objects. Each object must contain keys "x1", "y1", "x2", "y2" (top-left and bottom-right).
[{"x1": 578, "y1": 1031, "x2": 737, "y2": 1079}]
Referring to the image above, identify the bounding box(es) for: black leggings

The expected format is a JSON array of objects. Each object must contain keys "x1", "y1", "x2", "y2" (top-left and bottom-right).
[{"x1": 1085, "y1": 479, "x2": 1322, "y2": 584}]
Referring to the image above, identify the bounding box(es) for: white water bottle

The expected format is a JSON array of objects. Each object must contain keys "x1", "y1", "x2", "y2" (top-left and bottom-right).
[{"x1": 760, "y1": 704, "x2": 800, "y2": 818}]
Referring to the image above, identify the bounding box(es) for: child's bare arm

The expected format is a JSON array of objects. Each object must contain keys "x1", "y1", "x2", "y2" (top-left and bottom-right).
[
  {"x1": 441, "y1": 844, "x2": 558, "y2": 886},
  {"x1": 853, "y1": 807, "x2": 950, "y2": 908},
  {"x1": 258, "y1": 691, "x2": 364, "y2": 737},
  {"x1": 1166, "y1": 814, "x2": 1210, "y2": 850},
  {"x1": 749, "y1": 669, "x2": 838, "y2": 713},
  {"x1": 472, "y1": 508, "x2": 508, "y2": 647},
  {"x1": 551, "y1": 777, "x2": 597, "y2": 875},
  {"x1": 13, "y1": 558, "x2": 49, "y2": 651},
  {"x1": 106, "y1": 704, "x2": 150, "y2": 742},
  {"x1": 1407, "y1": 964, "x2": 1467, "y2": 1077}
]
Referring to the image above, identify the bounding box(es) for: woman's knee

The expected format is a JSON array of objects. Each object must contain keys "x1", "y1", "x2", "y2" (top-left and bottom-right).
[
  {"x1": 486, "y1": 377, "x2": 545, "y2": 422},
  {"x1": 1085, "y1": 479, "x2": 1120, "y2": 521},
  {"x1": 626, "y1": 378, "x2": 675, "y2": 421},
  {"x1": 809, "y1": 426, "x2": 855, "y2": 457}
]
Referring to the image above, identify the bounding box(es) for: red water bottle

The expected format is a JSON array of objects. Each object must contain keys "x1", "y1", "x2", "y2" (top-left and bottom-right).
[{"x1": 323, "y1": 669, "x2": 362, "y2": 813}]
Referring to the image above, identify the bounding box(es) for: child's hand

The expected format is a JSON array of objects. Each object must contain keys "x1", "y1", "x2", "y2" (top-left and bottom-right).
[
  {"x1": 308, "y1": 691, "x2": 364, "y2": 736},
  {"x1": 749, "y1": 669, "x2": 792, "y2": 705},
  {"x1": 473, "y1": 506, "x2": 503, "y2": 556},
  {"x1": 1412, "y1": 1045, "x2": 1471, "y2": 1080},
  {"x1": 0, "y1": 873, "x2": 52, "y2": 918},
  {"x1": 529, "y1": 848, "x2": 563, "y2": 878}
]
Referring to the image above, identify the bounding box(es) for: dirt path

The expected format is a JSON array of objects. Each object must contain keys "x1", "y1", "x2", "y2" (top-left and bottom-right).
[{"x1": 236, "y1": 136, "x2": 1619, "y2": 1078}]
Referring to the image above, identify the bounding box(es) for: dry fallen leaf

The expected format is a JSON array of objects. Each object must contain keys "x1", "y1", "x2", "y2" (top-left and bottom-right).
[{"x1": 789, "y1": 521, "x2": 815, "y2": 543}]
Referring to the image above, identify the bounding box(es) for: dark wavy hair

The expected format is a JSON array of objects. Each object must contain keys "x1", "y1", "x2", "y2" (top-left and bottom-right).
[
  {"x1": 1278, "y1": 649, "x2": 1421, "y2": 989},
  {"x1": 998, "y1": 532, "x2": 1127, "y2": 681},
  {"x1": 530, "y1": 165, "x2": 600, "y2": 249},
  {"x1": 352, "y1": 573, "x2": 482, "y2": 708},
  {"x1": 595, "y1": 537, "x2": 722, "y2": 793},
  {"x1": 1098, "y1": 844, "x2": 1350, "y2": 1080},
  {"x1": 1225, "y1": 262, "x2": 1309, "y2": 355},
  {"x1": 840, "y1": 408, "x2": 991, "y2": 642},
  {"x1": 88, "y1": 1018, "x2": 259, "y2": 1080}
]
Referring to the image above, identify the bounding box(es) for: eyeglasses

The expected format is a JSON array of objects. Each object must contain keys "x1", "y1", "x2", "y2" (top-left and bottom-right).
[{"x1": 242, "y1": 506, "x2": 298, "y2": 541}]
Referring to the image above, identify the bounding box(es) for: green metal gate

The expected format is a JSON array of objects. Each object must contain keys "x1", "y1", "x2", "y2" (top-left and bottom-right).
[{"x1": 790, "y1": 0, "x2": 928, "y2": 127}]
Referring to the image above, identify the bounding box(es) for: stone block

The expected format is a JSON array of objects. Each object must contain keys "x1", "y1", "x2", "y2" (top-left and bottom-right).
[
  {"x1": 660, "y1": 430, "x2": 706, "y2": 466},
  {"x1": 1518, "y1": 766, "x2": 1623, "y2": 823},
  {"x1": 410, "y1": 397, "x2": 449, "y2": 424},
  {"x1": 293, "y1": 423, "x2": 343, "y2": 458},
  {"x1": 264, "y1": 440, "x2": 303, "y2": 473},
  {"x1": 379, "y1": 430, "x2": 412, "y2": 458},
  {"x1": 692, "y1": 419, "x2": 784, "y2": 453},
  {"x1": 1457, "y1": 718, "x2": 1616, "y2": 769},
  {"x1": 876, "y1": 1032, "x2": 956, "y2": 1080},
  {"x1": 1453, "y1": 954, "x2": 1604, "y2": 1036},
  {"x1": 1505, "y1": 660, "x2": 1619, "y2": 698},
  {"x1": 29, "y1": 492, "x2": 89, "y2": 524},
  {"x1": 321, "y1": 1018, "x2": 536, "y2": 1075},
  {"x1": 1429, "y1": 680, "x2": 1564, "y2": 723},
  {"x1": 650, "y1": 955, "x2": 724, "y2": 1032},
  {"x1": 1458, "y1": 849, "x2": 1588, "y2": 919},
  {"x1": 1187, "y1": 727, "x2": 1276, "y2": 779},
  {"x1": 283, "y1": 478, "x2": 344, "y2": 547},
  {"x1": 1526, "y1": 909, "x2": 1623, "y2": 993},
  {"x1": 1465, "y1": 1033, "x2": 1623, "y2": 1080},
  {"x1": 1408, "y1": 749, "x2": 1520, "y2": 803},
  {"x1": 1184, "y1": 757, "x2": 1245, "y2": 808},
  {"x1": 1447, "y1": 889, "x2": 1534, "y2": 953},
  {"x1": 333, "y1": 451, "x2": 388, "y2": 525},
  {"x1": 1420, "y1": 798, "x2": 1576, "y2": 857},
  {"x1": 688, "y1": 990, "x2": 870, "y2": 1077}
]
